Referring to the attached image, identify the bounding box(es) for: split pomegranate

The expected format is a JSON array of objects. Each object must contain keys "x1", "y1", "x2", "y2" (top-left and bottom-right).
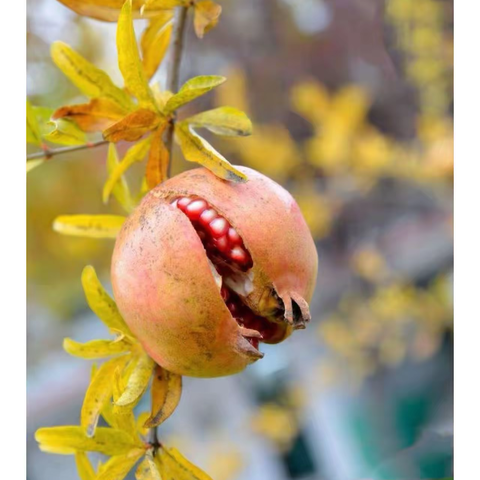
[{"x1": 111, "y1": 166, "x2": 318, "y2": 377}]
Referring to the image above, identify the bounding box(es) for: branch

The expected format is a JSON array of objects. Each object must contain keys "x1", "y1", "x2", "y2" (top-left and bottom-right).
[
  {"x1": 26, "y1": 140, "x2": 109, "y2": 161},
  {"x1": 165, "y1": 5, "x2": 189, "y2": 177}
]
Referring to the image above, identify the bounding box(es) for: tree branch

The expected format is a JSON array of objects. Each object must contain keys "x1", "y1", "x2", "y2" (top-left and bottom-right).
[
  {"x1": 165, "y1": 5, "x2": 189, "y2": 178},
  {"x1": 26, "y1": 140, "x2": 109, "y2": 161}
]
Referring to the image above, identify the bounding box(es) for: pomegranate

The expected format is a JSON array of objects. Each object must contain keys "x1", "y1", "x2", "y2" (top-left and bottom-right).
[{"x1": 111, "y1": 166, "x2": 318, "y2": 377}]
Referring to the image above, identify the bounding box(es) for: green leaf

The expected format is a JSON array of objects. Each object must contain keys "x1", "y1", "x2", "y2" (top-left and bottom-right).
[
  {"x1": 44, "y1": 119, "x2": 87, "y2": 146},
  {"x1": 175, "y1": 122, "x2": 247, "y2": 183},
  {"x1": 107, "y1": 143, "x2": 134, "y2": 213},
  {"x1": 51, "y1": 41, "x2": 132, "y2": 110},
  {"x1": 63, "y1": 337, "x2": 132, "y2": 360},
  {"x1": 53, "y1": 214, "x2": 126, "y2": 239},
  {"x1": 163, "y1": 76, "x2": 226, "y2": 114},
  {"x1": 81, "y1": 265, "x2": 133, "y2": 337},
  {"x1": 27, "y1": 100, "x2": 42, "y2": 146},
  {"x1": 186, "y1": 106, "x2": 253, "y2": 136},
  {"x1": 35, "y1": 426, "x2": 139, "y2": 456},
  {"x1": 115, "y1": 353, "x2": 155, "y2": 407},
  {"x1": 81, "y1": 356, "x2": 130, "y2": 437},
  {"x1": 96, "y1": 450, "x2": 145, "y2": 480},
  {"x1": 103, "y1": 137, "x2": 152, "y2": 204},
  {"x1": 117, "y1": 0, "x2": 157, "y2": 110},
  {"x1": 75, "y1": 451, "x2": 96, "y2": 480}
]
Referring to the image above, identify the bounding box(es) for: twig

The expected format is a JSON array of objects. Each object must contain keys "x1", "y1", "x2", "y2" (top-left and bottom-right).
[
  {"x1": 150, "y1": 6, "x2": 189, "y2": 448},
  {"x1": 165, "y1": 5, "x2": 189, "y2": 178},
  {"x1": 26, "y1": 140, "x2": 109, "y2": 161}
]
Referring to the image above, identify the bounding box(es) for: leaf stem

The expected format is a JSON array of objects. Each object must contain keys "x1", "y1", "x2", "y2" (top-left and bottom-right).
[
  {"x1": 26, "y1": 140, "x2": 109, "y2": 161},
  {"x1": 165, "y1": 5, "x2": 189, "y2": 178}
]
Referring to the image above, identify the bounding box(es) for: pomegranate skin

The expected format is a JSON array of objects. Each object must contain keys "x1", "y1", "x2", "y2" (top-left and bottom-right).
[{"x1": 111, "y1": 166, "x2": 318, "y2": 377}]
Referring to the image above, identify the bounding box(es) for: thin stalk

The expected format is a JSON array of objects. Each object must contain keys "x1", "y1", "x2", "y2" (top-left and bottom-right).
[{"x1": 26, "y1": 140, "x2": 109, "y2": 161}]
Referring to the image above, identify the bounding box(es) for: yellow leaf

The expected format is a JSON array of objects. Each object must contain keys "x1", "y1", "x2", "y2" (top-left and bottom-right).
[
  {"x1": 157, "y1": 446, "x2": 214, "y2": 480},
  {"x1": 39, "y1": 444, "x2": 76, "y2": 455},
  {"x1": 144, "y1": 365, "x2": 182, "y2": 428},
  {"x1": 53, "y1": 214, "x2": 126, "y2": 239},
  {"x1": 75, "y1": 452, "x2": 96, "y2": 480},
  {"x1": 151, "y1": 83, "x2": 174, "y2": 111},
  {"x1": 175, "y1": 122, "x2": 247, "y2": 183},
  {"x1": 115, "y1": 353, "x2": 155, "y2": 407},
  {"x1": 103, "y1": 137, "x2": 152, "y2": 203},
  {"x1": 96, "y1": 449, "x2": 145, "y2": 480},
  {"x1": 141, "y1": 13, "x2": 174, "y2": 80},
  {"x1": 143, "y1": 0, "x2": 187, "y2": 11},
  {"x1": 186, "y1": 106, "x2": 253, "y2": 136},
  {"x1": 51, "y1": 41, "x2": 132, "y2": 110},
  {"x1": 193, "y1": 1, "x2": 222, "y2": 39},
  {"x1": 44, "y1": 119, "x2": 87, "y2": 146},
  {"x1": 135, "y1": 412, "x2": 150, "y2": 438},
  {"x1": 57, "y1": 0, "x2": 176, "y2": 21},
  {"x1": 118, "y1": 0, "x2": 157, "y2": 110},
  {"x1": 26, "y1": 159, "x2": 45, "y2": 173},
  {"x1": 103, "y1": 109, "x2": 163, "y2": 142},
  {"x1": 81, "y1": 356, "x2": 129, "y2": 437},
  {"x1": 145, "y1": 127, "x2": 169, "y2": 189},
  {"x1": 53, "y1": 98, "x2": 128, "y2": 133},
  {"x1": 107, "y1": 143, "x2": 134, "y2": 213},
  {"x1": 63, "y1": 337, "x2": 132, "y2": 359},
  {"x1": 81, "y1": 265, "x2": 133, "y2": 337},
  {"x1": 27, "y1": 100, "x2": 42, "y2": 146},
  {"x1": 163, "y1": 76, "x2": 226, "y2": 114},
  {"x1": 35, "y1": 426, "x2": 138, "y2": 456},
  {"x1": 136, "y1": 452, "x2": 162, "y2": 480}
]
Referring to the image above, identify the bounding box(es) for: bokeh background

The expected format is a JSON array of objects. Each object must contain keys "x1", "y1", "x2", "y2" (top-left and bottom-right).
[{"x1": 27, "y1": 0, "x2": 453, "y2": 479}]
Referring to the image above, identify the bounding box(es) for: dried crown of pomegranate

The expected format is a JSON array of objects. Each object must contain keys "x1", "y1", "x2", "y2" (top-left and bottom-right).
[{"x1": 111, "y1": 166, "x2": 318, "y2": 377}]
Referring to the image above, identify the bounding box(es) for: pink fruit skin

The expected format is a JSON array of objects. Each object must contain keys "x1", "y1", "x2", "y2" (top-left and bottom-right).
[{"x1": 111, "y1": 166, "x2": 318, "y2": 378}]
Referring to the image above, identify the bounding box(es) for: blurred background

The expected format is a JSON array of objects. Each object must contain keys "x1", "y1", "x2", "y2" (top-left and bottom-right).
[{"x1": 27, "y1": 0, "x2": 453, "y2": 479}]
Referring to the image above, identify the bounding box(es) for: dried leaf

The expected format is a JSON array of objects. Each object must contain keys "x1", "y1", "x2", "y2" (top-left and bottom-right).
[
  {"x1": 63, "y1": 337, "x2": 132, "y2": 359},
  {"x1": 175, "y1": 122, "x2": 247, "y2": 183},
  {"x1": 27, "y1": 100, "x2": 42, "y2": 146},
  {"x1": 144, "y1": 365, "x2": 182, "y2": 428},
  {"x1": 107, "y1": 143, "x2": 134, "y2": 213},
  {"x1": 75, "y1": 451, "x2": 96, "y2": 480},
  {"x1": 53, "y1": 98, "x2": 127, "y2": 133},
  {"x1": 26, "y1": 159, "x2": 45, "y2": 173},
  {"x1": 145, "y1": 127, "x2": 169, "y2": 189},
  {"x1": 96, "y1": 449, "x2": 145, "y2": 480},
  {"x1": 186, "y1": 106, "x2": 253, "y2": 136},
  {"x1": 163, "y1": 76, "x2": 226, "y2": 114},
  {"x1": 157, "y1": 446, "x2": 214, "y2": 480},
  {"x1": 136, "y1": 452, "x2": 162, "y2": 480},
  {"x1": 53, "y1": 214, "x2": 126, "y2": 239},
  {"x1": 141, "y1": 13, "x2": 174, "y2": 80},
  {"x1": 103, "y1": 137, "x2": 152, "y2": 203},
  {"x1": 35, "y1": 426, "x2": 138, "y2": 456},
  {"x1": 51, "y1": 41, "x2": 132, "y2": 110},
  {"x1": 57, "y1": 0, "x2": 176, "y2": 21},
  {"x1": 103, "y1": 109, "x2": 163, "y2": 142},
  {"x1": 193, "y1": 1, "x2": 222, "y2": 39},
  {"x1": 44, "y1": 119, "x2": 87, "y2": 146},
  {"x1": 81, "y1": 356, "x2": 129, "y2": 437},
  {"x1": 118, "y1": 0, "x2": 157, "y2": 110},
  {"x1": 81, "y1": 265, "x2": 133, "y2": 337},
  {"x1": 115, "y1": 353, "x2": 155, "y2": 407}
]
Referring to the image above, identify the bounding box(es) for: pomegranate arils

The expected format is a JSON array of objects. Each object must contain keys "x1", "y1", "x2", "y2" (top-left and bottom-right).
[
  {"x1": 177, "y1": 197, "x2": 192, "y2": 211},
  {"x1": 199, "y1": 208, "x2": 217, "y2": 227},
  {"x1": 209, "y1": 217, "x2": 229, "y2": 238},
  {"x1": 214, "y1": 235, "x2": 229, "y2": 253},
  {"x1": 185, "y1": 199, "x2": 207, "y2": 220},
  {"x1": 228, "y1": 227, "x2": 242, "y2": 245},
  {"x1": 230, "y1": 246, "x2": 248, "y2": 265}
]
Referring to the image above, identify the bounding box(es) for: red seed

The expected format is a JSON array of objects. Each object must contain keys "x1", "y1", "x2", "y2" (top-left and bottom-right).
[
  {"x1": 214, "y1": 235, "x2": 229, "y2": 253},
  {"x1": 209, "y1": 217, "x2": 229, "y2": 238},
  {"x1": 177, "y1": 197, "x2": 192, "y2": 211},
  {"x1": 227, "y1": 227, "x2": 242, "y2": 246},
  {"x1": 227, "y1": 301, "x2": 238, "y2": 316},
  {"x1": 230, "y1": 246, "x2": 249, "y2": 265},
  {"x1": 221, "y1": 287, "x2": 230, "y2": 301},
  {"x1": 200, "y1": 208, "x2": 217, "y2": 227},
  {"x1": 185, "y1": 199, "x2": 207, "y2": 220}
]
